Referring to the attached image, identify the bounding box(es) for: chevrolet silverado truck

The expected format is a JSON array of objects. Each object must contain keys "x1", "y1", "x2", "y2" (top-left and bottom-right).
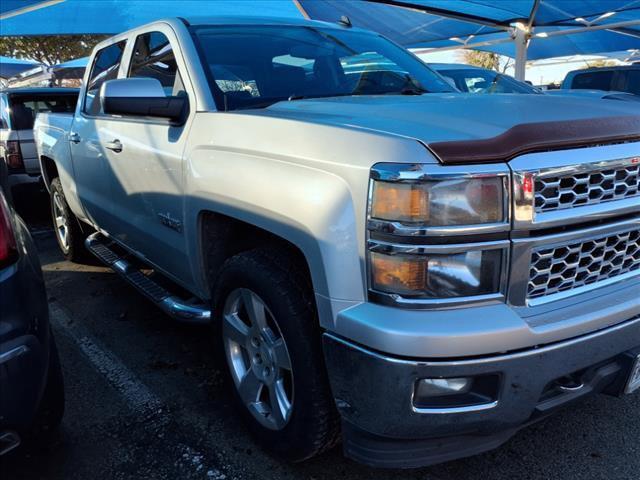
[{"x1": 33, "y1": 16, "x2": 640, "y2": 468}]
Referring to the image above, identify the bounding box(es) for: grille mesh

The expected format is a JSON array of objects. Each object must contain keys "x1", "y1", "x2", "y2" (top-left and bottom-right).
[
  {"x1": 535, "y1": 163, "x2": 640, "y2": 213},
  {"x1": 528, "y1": 228, "x2": 640, "y2": 299}
]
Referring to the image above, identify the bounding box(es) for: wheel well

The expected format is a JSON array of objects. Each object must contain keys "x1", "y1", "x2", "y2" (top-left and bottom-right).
[
  {"x1": 200, "y1": 211, "x2": 314, "y2": 294},
  {"x1": 41, "y1": 156, "x2": 59, "y2": 188}
]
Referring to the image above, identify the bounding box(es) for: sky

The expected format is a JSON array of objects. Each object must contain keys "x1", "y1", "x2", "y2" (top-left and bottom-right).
[{"x1": 415, "y1": 50, "x2": 630, "y2": 86}]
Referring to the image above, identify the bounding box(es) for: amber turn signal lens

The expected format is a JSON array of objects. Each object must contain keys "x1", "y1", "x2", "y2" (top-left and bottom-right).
[
  {"x1": 371, "y1": 182, "x2": 429, "y2": 223},
  {"x1": 370, "y1": 252, "x2": 428, "y2": 296}
]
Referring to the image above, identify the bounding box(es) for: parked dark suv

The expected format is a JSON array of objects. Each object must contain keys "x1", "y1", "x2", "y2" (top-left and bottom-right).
[
  {"x1": 561, "y1": 65, "x2": 640, "y2": 95},
  {"x1": 0, "y1": 186, "x2": 64, "y2": 455}
]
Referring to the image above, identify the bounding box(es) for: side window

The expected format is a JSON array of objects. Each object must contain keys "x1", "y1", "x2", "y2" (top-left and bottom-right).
[
  {"x1": 571, "y1": 71, "x2": 614, "y2": 91},
  {"x1": 129, "y1": 32, "x2": 184, "y2": 96},
  {"x1": 623, "y1": 71, "x2": 640, "y2": 95},
  {"x1": 84, "y1": 41, "x2": 127, "y2": 115}
]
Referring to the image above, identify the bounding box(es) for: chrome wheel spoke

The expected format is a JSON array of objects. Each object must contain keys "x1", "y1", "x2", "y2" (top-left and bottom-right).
[
  {"x1": 59, "y1": 228, "x2": 67, "y2": 245},
  {"x1": 241, "y1": 289, "x2": 268, "y2": 330},
  {"x1": 238, "y1": 369, "x2": 262, "y2": 406},
  {"x1": 53, "y1": 193, "x2": 64, "y2": 213},
  {"x1": 267, "y1": 380, "x2": 290, "y2": 428},
  {"x1": 223, "y1": 313, "x2": 250, "y2": 347},
  {"x1": 271, "y1": 338, "x2": 292, "y2": 371},
  {"x1": 52, "y1": 192, "x2": 69, "y2": 250}
]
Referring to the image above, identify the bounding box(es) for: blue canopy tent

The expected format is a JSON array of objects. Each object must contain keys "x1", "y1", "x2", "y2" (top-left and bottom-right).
[
  {"x1": 0, "y1": 56, "x2": 40, "y2": 79},
  {"x1": 52, "y1": 56, "x2": 88, "y2": 69},
  {"x1": 1, "y1": 0, "x2": 638, "y2": 79},
  {"x1": 0, "y1": 0, "x2": 304, "y2": 34},
  {"x1": 3, "y1": 55, "x2": 88, "y2": 87},
  {"x1": 297, "y1": 0, "x2": 640, "y2": 79}
]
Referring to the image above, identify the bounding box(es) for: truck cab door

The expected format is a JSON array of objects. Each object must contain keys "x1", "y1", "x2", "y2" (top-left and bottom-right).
[
  {"x1": 97, "y1": 30, "x2": 194, "y2": 287},
  {"x1": 71, "y1": 40, "x2": 128, "y2": 234}
]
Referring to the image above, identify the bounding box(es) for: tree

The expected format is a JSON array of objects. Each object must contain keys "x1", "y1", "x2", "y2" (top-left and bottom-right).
[
  {"x1": 582, "y1": 59, "x2": 618, "y2": 69},
  {"x1": 0, "y1": 35, "x2": 107, "y2": 66},
  {"x1": 460, "y1": 50, "x2": 514, "y2": 73}
]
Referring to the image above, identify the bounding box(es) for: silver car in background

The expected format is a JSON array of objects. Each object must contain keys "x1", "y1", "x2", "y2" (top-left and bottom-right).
[{"x1": 0, "y1": 88, "x2": 78, "y2": 184}]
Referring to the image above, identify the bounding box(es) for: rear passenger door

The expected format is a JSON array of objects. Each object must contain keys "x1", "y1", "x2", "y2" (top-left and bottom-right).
[{"x1": 101, "y1": 28, "x2": 194, "y2": 285}]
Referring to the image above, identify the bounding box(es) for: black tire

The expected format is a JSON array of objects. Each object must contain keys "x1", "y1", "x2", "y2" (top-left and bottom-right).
[
  {"x1": 212, "y1": 248, "x2": 340, "y2": 462},
  {"x1": 30, "y1": 332, "x2": 65, "y2": 443},
  {"x1": 50, "y1": 177, "x2": 87, "y2": 262}
]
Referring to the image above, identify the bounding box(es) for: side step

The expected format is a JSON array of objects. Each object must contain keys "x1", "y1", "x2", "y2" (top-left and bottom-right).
[{"x1": 85, "y1": 233, "x2": 211, "y2": 324}]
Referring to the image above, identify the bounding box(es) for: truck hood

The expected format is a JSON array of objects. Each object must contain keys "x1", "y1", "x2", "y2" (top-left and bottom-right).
[{"x1": 255, "y1": 93, "x2": 640, "y2": 164}]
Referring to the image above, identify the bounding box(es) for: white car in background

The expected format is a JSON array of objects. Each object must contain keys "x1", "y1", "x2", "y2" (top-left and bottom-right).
[
  {"x1": 429, "y1": 63, "x2": 640, "y2": 102},
  {"x1": 428, "y1": 63, "x2": 539, "y2": 94}
]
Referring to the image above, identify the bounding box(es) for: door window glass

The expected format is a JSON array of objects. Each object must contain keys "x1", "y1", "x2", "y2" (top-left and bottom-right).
[
  {"x1": 84, "y1": 41, "x2": 127, "y2": 115},
  {"x1": 9, "y1": 94, "x2": 78, "y2": 130},
  {"x1": 129, "y1": 32, "x2": 184, "y2": 96},
  {"x1": 622, "y1": 70, "x2": 640, "y2": 95},
  {"x1": 571, "y1": 71, "x2": 614, "y2": 91}
]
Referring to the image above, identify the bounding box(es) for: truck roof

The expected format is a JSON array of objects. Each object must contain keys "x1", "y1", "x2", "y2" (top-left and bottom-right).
[{"x1": 565, "y1": 65, "x2": 640, "y2": 75}]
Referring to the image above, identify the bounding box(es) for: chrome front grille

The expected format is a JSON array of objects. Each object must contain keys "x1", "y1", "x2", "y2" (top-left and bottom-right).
[
  {"x1": 534, "y1": 163, "x2": 640, "y2": 213},
  {"x1": 528, "y1": 227, "x2": 640, "y2": 300}
]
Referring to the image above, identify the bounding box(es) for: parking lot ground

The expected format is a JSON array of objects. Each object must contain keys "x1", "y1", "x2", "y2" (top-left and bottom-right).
[{"x1": 1, "y1": 185, "x2": 639, "y2": 480}]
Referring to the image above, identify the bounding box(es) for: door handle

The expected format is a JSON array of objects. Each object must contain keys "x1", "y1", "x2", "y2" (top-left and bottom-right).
[
  {"x1": 104, "y1": 139, "x2": 123, "y2": 153},
  {"x1": 69, "y1": 132, "x2": 81, "y2": 143}
]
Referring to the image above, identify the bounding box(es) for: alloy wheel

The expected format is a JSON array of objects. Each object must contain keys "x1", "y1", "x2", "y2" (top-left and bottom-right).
[
  {"x1": 52, "y1": 191, "x2": 70, "y2": 252},
  {"x1": 222, "y1": 288, "x2": 294, "y2": 430}
]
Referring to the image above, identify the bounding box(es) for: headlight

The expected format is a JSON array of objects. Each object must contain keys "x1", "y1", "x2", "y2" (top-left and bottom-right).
[
  {"x1": 369, "y1": 164, "x2": 509, "y2": 229},
  {"x1": 370, "y1": 246, "x2": 505, "y2": 300},
  {"x1": 371, "y1": 176, "x2": 505, "y2": 226},
  {"x1": 367, "y1": 163, "x2": 510, "y2": 305}
]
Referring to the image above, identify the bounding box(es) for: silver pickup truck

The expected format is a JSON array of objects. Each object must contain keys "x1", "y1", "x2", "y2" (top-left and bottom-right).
[{"x1": 34, "y1": 16, "x2": 640, "y2": 468}]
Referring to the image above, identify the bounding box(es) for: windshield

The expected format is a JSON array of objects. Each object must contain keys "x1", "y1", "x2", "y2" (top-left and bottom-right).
[
  {"x1": 437, "y1": 68, "x2": 538, "y2": 94},
  {"x1": 191, "y1": 25, "x2": 455, "y2": 110}
]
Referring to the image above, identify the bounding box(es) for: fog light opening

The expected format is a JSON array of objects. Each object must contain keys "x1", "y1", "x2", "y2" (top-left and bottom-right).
[
  {"x1": 413, "y1": 374, "x2": 501, "y2": 410},
  {"x1": 415, "y1": 377, "x2": 472, "y2": 398}
]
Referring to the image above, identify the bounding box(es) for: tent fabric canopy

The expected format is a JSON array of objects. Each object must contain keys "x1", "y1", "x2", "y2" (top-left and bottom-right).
[
  {"x1": 298, "y1": 0, "x2": 640, "y2": 60},
  {"x1": 52, "y1": 56, "x2": 88, "y2": 69},
  {"x1": 0, "y1": 56, "x2": 39, "y2": 78},
  {"x1": 0, "y1": 0, "x2": 638, "y2": 61},
  {"x1": 0, "y1": 0, "x2": 303, "y2": 35}
]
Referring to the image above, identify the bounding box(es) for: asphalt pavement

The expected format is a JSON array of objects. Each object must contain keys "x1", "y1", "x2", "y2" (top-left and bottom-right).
[{"x1": 1, "y1": 184, "x2": 638, "y2": 480}]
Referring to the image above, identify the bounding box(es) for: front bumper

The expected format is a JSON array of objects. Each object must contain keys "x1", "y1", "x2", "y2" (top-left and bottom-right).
[{"x1": 323, "y1": 316, "x2": 640, "y2": 468}]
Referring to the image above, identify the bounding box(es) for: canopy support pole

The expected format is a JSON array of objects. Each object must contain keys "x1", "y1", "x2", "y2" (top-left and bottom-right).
[{"x1": 514, "y1": 27, "x2": 528, "y2": 81}]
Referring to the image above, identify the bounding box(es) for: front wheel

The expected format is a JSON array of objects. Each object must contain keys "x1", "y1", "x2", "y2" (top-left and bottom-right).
[
  {"x1": 50, "y1": 178, "x2": 87, "y2": 262},
  {"x1": 213, "y1": 248, "x2": 340, "y2": 462}
]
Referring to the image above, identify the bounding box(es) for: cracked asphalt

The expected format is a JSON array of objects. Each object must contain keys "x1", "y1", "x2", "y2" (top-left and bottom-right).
[{"x1": 1, "y1": 184, "x2": 638, "y2": 480}]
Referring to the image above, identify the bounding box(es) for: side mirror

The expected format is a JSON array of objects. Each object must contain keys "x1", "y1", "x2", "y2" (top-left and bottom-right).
[{"x1": 100, "y1": 78, "x2": 186, "y2": 123}]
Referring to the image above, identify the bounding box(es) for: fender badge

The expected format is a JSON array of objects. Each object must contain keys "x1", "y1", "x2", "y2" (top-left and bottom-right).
[{"x1": 158, "y1": 212, "x2": 182, "y2": 233}]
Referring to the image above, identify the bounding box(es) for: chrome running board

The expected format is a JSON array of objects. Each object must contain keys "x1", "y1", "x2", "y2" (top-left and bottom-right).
[{"x1": 85, "y1": 233, "x2": 211, "y2": 324}]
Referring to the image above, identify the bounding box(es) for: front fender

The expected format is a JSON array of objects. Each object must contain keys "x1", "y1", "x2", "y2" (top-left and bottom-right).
[{"x1": 185, "y1": 147, "x2": 365, "y2": 315}]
